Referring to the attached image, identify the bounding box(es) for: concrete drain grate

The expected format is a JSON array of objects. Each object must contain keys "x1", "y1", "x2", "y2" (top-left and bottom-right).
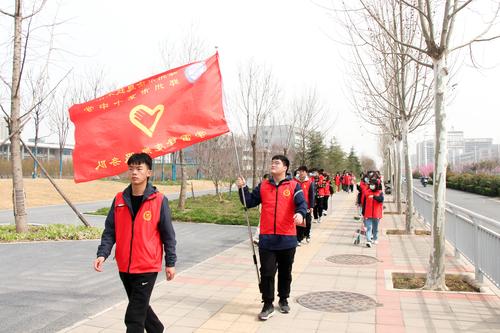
[
  {"x1": 326, "y1": 254, "x2": 379, "y2": 265},
  {"x1": 297, "y1": 291, "x2": 377, "y2": 312}
]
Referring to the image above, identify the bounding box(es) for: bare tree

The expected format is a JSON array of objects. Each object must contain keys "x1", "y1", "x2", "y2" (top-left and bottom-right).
[
  {"x1": 50, "y1": 88, "x2": 70, "y2": 178},
  {"x1": 291, "y1": 87, "x2": 329, "y2": 166},
  {"x1": 159, "y1": 24, "x2": 208, "y2": 209},
  {"x1": 360, "y1": 155, "x2": 377, "y2": 171},
  {"x1": 0, "y1": 0, "x2": 51, "y2": 232},
  {"x1": 236, "y1": 60, "x2": 281, "y2": 188},
  {"x1": 340, "y1": 0, "x2": 434, "y2": 227},
  {"x1": 194, "y1": 134, "x2": 234, "y2": 200},
  {"x1": 347, "y1": 0, "x2": 500, "y2": 290}
]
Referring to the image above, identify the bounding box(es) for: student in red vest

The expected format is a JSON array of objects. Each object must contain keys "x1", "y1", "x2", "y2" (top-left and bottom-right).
[
  {"x1": 335, "y1": 172, "x2": 341, "y2": 192},
  {"x1": 362, "y1": 177, "x2": 384, "y2": 247},
  {"x1": 356, "y1": 172, "x2": 369, "y2": 217},
  {"x1": 323, "y1": 172, "x2": 331, "y2": 215},
  {"x1": 295, "y1": 165, "x2": 315, "y2": 244},
  {"x1": 94, "y1": 153, "x2": 177, "y2": 333},
  {"x1": 237, "y1": 155, "x2": 307, "y2": 321},
  {"x1": 313, "y1": 169, "x2": 326, "y2": 223}
]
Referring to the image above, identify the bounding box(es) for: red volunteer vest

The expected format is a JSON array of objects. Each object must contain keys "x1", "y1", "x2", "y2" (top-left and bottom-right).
[
  {"x1": 317, "y1": 175, "x2": 326, "y2": 196},
  {"x1": 325, "y1": 179, "x2": 331, "y2": 195},
  {"x1": 114, "y1": 191, "x2": 164, "y2": 273},
  {"x1": 259, "y1": 179, "x2": 297, "y2": 236},
  {"x1": 363, "y1": 190, "x2": 383, "y2": 219},
  {"x1": 297, "y1": 178, "x2": 312, "y2": 208},
  {"x1": 335, "y1": 175, "x2": 341, "y2": 186},
  {"x1": 360, "y1": 182, "x2": 368, "y2": 206}
]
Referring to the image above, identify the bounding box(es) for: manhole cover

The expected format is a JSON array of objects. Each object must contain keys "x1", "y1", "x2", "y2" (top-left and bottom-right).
[
  {"x1": 326, "y1": 254, "x2": 379, "y2": 265},
  {"x1": 297, "y1": 291, "x2": 377, "y2": 312}
]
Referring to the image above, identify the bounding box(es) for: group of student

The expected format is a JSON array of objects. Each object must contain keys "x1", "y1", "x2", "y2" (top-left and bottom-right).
[{"x1": 92, "y1": 151, "x2": 385, "y2": 330}]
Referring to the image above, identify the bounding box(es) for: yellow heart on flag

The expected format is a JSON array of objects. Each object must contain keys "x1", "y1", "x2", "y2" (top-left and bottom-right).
[{"x1": 129, "y1": 104, "x2": 164, "y2": 138}]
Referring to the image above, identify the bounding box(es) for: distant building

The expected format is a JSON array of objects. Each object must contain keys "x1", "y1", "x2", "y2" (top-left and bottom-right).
[
  {"x1": 0, "y1": 117, "x2": 7, "y2": 142},
  {"x1": 250, "y1": 125, "x2": 296, "y2": 148},
  {"x1": 0, "y1": 138, "x2": 74, "y2": 161},
  {"x1": 414, "y1": 131, "x2": 497, "y2": 170},
  {"x1": 416, "y1": 139, "x2": 434, "y2": 168},
  {"x1": 447, "y1": 131, "x2": 465, "y2": 167}
]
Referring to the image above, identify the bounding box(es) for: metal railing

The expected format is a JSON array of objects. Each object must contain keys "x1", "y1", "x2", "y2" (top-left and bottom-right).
[{"x1": 413, "y1": 187, "x2": 500, "y2": 288}]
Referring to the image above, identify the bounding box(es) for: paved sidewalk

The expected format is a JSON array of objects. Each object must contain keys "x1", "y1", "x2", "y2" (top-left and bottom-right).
[{"x1": 60, "y1": 192, "x2": 500, "y2": 333}]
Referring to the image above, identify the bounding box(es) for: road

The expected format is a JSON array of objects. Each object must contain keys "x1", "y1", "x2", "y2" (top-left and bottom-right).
[
  {"x1": 0, "y1": 222, "x2": 254, "y2": 333},
  {"x1": 412, "y1": 180, "x2": 500, "y2": 222},
  {"x1": 0, "y1": 188, "x2": 255, "y2": 333}
]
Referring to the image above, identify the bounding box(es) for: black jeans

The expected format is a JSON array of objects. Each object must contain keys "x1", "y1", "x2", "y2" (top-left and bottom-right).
[
  {"x1": 313, "y1": 197, "x2": 324, "y2": 219},
  {"x1": 259, "y1": 247, "x2": 296, "y2": 304},
  {"x1": 323, "y1": 196, "x2": 329, "y2": 211},
  {"x1": 119, "y1": 272, "x2": 164, "y2": 333},
  {"x1": 296, "y1": 212, "x2": 312, "y2": 241},
  {"x1": 304, "y1": 212, "x2": 312, "y2": 237}
]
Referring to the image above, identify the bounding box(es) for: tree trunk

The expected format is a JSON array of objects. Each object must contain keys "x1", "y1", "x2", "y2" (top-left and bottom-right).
[
  {"x1": 402, "y1": 118, "x2": 414, "y2": 233},
  {"x1": 177, "y1": 149, "x2": 187, "y2": 210},
  {"x1": 59, "y1": 151, "x2": 63, "y2": 179},
  {"x1": 424, "y1": 56, "x2": 448, "y2": 291},
  {"x1": 11, "y1": 0, "x2": 28, "y2": 233},
  {"x1": 386, "y1": 147, "x2": 392, "y2": 188},
  {"x1": 251, "y1": 134, "x2": 257, "y2": 188},
  {"x1": 261, "y1": 149, "x2": 268, "y2": 178},
  {"x1": 393, "y1": 140, "x2": 402, "y2": 213}
]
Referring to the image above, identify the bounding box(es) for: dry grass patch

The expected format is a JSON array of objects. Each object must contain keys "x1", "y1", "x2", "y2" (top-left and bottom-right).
[
  {"x1": 0, "y1": 179, "x2": 218, "y2": 210},
  {"x1": 392, "y1": 272, "x2": 480, "y2": 292}
]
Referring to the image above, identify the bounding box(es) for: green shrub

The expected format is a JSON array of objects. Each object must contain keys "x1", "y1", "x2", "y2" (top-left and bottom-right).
[
  {"x1": 444, "y1": 173, "x2": 500, "y2": 197},
  {"x1": 0, "y1": 224, "x2": 102, "y2": 242}
]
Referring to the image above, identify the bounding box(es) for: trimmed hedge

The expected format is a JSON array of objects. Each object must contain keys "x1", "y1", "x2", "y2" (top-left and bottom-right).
[{"x1": 447, "y1": 173, "x2": 500, "y2": 197}]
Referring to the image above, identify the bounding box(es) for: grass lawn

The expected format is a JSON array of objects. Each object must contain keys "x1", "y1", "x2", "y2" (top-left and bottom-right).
[
  {"x1": 89, "y1": 192, "x2": 260, "y2": 226},
  {"x1": 0, "y1": 224, "x2": 102, "y2": 242}
]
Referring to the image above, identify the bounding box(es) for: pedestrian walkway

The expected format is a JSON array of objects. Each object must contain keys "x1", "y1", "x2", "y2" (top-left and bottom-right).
[{"x1": 60, "y1": 192, "x2": 500, "y2": 333}]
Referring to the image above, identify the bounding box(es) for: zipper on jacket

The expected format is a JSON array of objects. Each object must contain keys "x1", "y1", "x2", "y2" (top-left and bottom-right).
[
  {"x1": 127, "y1": 218, "x2": 136, "y2": 273},
  {"x1": 274, "y1": 186, "x2": 278, "y2": 234},
  {"x1": 126, "y1": 194, "x2": 153, "y2": 273}
]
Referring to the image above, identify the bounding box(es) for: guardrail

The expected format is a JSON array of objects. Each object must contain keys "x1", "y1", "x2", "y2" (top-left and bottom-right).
[{"x1": 413, "y1": 187, "x2": 500, "y2": 288}]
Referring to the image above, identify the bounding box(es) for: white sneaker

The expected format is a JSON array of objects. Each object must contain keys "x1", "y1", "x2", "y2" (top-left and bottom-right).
[
  {"x1": 323, "y1": 211, "x2": 328, "y2": 216},
  {"x1": 318, "y1": 217, "x2": 321, "y2": 224},
  {"x1": 366, "y1": 242, "x2": 372, "y2": 248},
  {"x1": 373, "y1": 240, "x2": 378, "y2": 245}
]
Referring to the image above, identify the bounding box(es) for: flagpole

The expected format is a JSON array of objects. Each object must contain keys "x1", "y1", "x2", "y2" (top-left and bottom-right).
[{"x1": 231, "y1": 132, "x2": 261, "y2": 287}]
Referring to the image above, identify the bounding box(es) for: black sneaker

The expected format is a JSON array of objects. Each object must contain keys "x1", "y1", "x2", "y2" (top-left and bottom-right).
[
  {"x1": 278, "y1": 299, "x2": 290, "y2": 313},
  {"x1": 258, "y1": 303, "x2": 274, "y2": 320}
]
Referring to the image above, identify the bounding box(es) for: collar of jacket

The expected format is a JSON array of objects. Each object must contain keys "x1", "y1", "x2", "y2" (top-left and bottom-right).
[
  {"x1": 269, "y1": 174, "x2": 293, "y2": 186},
  {"x1": 123, "y1": 182, "x2": 158, "y2": 202}
]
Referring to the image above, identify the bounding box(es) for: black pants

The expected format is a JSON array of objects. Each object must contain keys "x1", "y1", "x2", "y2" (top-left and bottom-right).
[
  {"x1": 323, "y1": 196, "x2": 329, "y2": 211},
  {"x1": 119, "y1": 272, "x2": 164, "y2": 333},
  {"x1": 304, "y1": 212, "x2": 312, "y2": 238},
  {"x1": 297, "y1": 212, "x2": 312, "y2": 241},
  {"x1": 313, "y1": 197, "x2": 324, "y2": 219},
  {"x1": 259, "y1": 247, "x2": 296, "y2": 304}
]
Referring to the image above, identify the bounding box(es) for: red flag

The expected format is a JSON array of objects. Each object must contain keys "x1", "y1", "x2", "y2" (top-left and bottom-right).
[{"x1": 69, "y1": 53, "x2": 229, "y2": 183}]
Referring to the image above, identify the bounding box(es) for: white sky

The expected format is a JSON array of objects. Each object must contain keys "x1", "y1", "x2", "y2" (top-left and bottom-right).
[{"x1": 2, "y1": 0, "x2": 500, "y2": 167}]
